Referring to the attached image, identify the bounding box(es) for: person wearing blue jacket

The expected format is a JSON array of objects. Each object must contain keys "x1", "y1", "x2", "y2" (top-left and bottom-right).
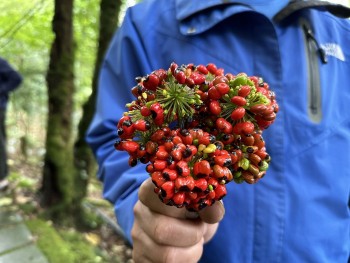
[
  {"x1": 0, "y1": 57, "x2": 22, "y2": 190},
  {"x1": 87, "y1": 0, "x2": 350, "y2": 262}
]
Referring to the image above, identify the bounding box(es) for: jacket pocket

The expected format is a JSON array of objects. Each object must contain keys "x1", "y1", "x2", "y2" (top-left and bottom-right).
[{"x1": 300, "y1": 18, "x2": 327, "y2": 123}]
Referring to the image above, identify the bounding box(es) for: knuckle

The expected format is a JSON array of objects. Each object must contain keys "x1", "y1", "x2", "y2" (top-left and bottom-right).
[
  {"x1": 162, "y1": 247, "x2": 178, "y2": 263},
  {"x1": 153, "y1": 220, "x2": 204, "y2": 246},
  {"x1": 131, "y1": 224, "x2": 140, "y2": 242},
  {"x1": 153, "y1": 220, "x2": 173, "y2": 244},
  {"x1": 133, "y1": 201, "x2": 140, "y2": 215},
  {"x1": 133, "y1": 200, "x2": 144, "y2": 219},
  {"x1": 161, "y1": 244, "x2": 203, "y2": 263}
]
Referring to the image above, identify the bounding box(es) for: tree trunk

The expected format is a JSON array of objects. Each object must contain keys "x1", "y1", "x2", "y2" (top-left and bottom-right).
[
  {"x1": 41, "y1": 0, "x2": 75, "y2": 223},
  {"x1": 72, "y1": 0, "x2": 122, "y2": 226}
]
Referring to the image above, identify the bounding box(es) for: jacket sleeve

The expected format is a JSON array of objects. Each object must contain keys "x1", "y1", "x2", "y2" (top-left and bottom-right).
[
  {"x1": 86, "y1": 9, "x2": 153, "y2": 244},
  {"x1": 0, "y1": 58, "x2": 22, "y2": 95}
]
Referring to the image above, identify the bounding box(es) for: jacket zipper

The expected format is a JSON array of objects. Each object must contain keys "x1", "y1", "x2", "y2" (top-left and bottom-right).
[{"x1": 300, "y1": 19, "x2": 327, "y2": 123}]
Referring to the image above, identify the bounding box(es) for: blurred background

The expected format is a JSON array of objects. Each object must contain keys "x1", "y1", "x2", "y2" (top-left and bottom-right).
[
  {"x1": 0, "y1": 0, "x2": 349, "y2": 262},
  {"x1": 0, "y1": 1, "x2": 137, "y2": 262}
]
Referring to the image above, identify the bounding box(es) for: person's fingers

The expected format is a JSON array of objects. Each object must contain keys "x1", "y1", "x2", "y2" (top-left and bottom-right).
[
  {"x1": 138, "y1": 178, "x2": 199, "y2": 219},
  {"x1": 139, "y1": 178, "x2": 226, "y2": 224},
  {"x1": 133, "y1": 180, "x2": 223, "y2": 262},
  {"x1": 132, "y1": 220, "x2": 204, "y2": 263},
  {"x1": 198, "y1": 200, "x2": 225, "y2": 224},
  {"x1": 133, "y1": 200, "x2": 206, "y2": 247},
  {"x1": 203, "y1": 222, "x2": 219, "y2": 243}
]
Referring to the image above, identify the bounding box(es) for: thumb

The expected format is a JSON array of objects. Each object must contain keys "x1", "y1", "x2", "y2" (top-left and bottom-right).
[{"x1": 198, "y1": 200, "x2": 225, "y2": 224}]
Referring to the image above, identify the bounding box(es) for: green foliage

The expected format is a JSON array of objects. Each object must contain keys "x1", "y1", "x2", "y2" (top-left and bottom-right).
[
  {"x1": 26, "y1": 219, "x2": 76, "y2": 263},
  {"x1": 0, "y1": 0, "x2": 100, "y2": 155},
  {"x1": 26, "y1": 218, "x2": 108, "y2": 263},
  {"x1": 73, "y1": 0, "x2": 99, "y2": 107},
  {"x1": 0, "y1": 0, "x2": 53, "y2": 119}
]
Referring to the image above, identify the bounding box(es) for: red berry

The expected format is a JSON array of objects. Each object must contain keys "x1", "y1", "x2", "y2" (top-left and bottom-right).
[
  {"x1": 209, "y1": 100, "x2": 222, "y2": 115},
  {"x1": 215, "y1": 68, "x2": 224, "y2": 76},
  {"x1": 173, "y1": 192, "x2": 186, "y2": 206},
  {"x1": 162, "y1": 168, "x2": 178, "y2": 181},
  {"x1": 140, "y1": 106, "x2": 151, "y2": 117},
  {"x1": 216, "y1": 118, "x2": 233, "y2": 134},
  {"x1": 193, "y1": 178, "x2": 208, "y2": 192},
  {"x1": 233, "y1": 121, "x2": 254, "y2": 135},
  {"x1": 143, "y1": 74, "x2": 160, "y2": 91},
  {"x1": 134, "y1": 119, "x2": 150, "y2": 131},
  {"x1": 175, "y1": 176, "x2": 195, "y2": 191},
  {"x1": 153, "y1": 159, "x2": 167, "y2": 171},
  {"x1": 255, "y1": 115, "x2": 272, "y2": 130},
  {"x1": 150, "y1": 129, "x2": 165, "y2": 142},
  {"x1": 122, "y1": 141, "x2": 139, "y2": 154},
  {"x1": 160, "y1": 181, "x2": 175, "y2": 199},
  {"x1": 151, "y1": 171, "x2": 166, "y2": 188},
  {"x1": 255, "y1": 149, "x2": 268, "y2": 160},
  {"x1": 250, "y1": 104, "x2": 267, "y2": 114},
  {"x1": 114, "y1": 140, "x2": 123, "y2": 151},
  {"x1": 190, "y1": 72, "x2": 206, "y2": 85},
  {"x1": 146, "y1": 141, "x2": 158, "y2": 155},
  {"x1": 238, "y1": 85, "x2": 251, "y2": 97},
  {"x1": 249, "y1": 76, "x2": 260, "y2": 88},
  {"x1": 214, "y1": 184, "x2": 227, "y2": 200},
  {"x1": 215, "y1": 82, "x2": 230, "y2": 95},
  {"x1": 154, "y1": 69, "x2": 167, "y2": 82},
  {"x1": 176, "y1": 161, "x2": 191, "y2": 176},
  {"x1": 230, "y1": 107, "x2": 246, "y2": 120},
  {"x1": 207, "y1": 177, "x2": 219, "y2": 189},
  {"x1": 156, "y1": 145, "x2": 169, "y2": 160},
  {"x1": 179, "y1": 129, "x2": 193, "y2": 145},
  {"x1": 230, "y1": 96, "x2": 247, "y2": 106},
  {"x1": 170, "y1": 62, "x2": 178, "y2": 74},
  {"x1": 230, "y1": 151, "x2": 240, "y2": 164},
  {"x1": 196, "y1": 64, "x2": 209, "y2": 75},
  {"x1": 128, "y1": 157, "x2": 138, "y2": 167},
  {"x1": 175, "y1": 70, "x2": 186, "y2": 84},
  {"x1": 193, "y1": 160, "x2": 211, "y2": 178},
  {"x1": 197, "y1": 132, "x2": 215, "y2": 145},
  {"x1": 214, "y1": 155, "x2": 232, "y2": 167},
  {"x1": 208, "y1": 86, "x2": 222, "y2": 100},
  {"x1": 206, "y1": 63, "x2": 217, "y2": 74},
  {"x1": 249, "y1": 153, "x2": 262, "y2": 166},
  {"x1": 150, "y1": 103, "x2": 164, "y2": 126},
  {"x1": 241, "y1": 133, "x2": 255, "y2": 146},
  {"x1": 212, "y1": 75, "x2": 228, "y2": 86},
  {"x1": 131, "y1": 84, "x2": 143, "y2": 98}
]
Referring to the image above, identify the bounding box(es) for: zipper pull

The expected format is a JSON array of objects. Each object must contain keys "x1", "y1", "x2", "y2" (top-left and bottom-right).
[{"x1": 302, "y1": 25, "x2": 328, "y2": 64}]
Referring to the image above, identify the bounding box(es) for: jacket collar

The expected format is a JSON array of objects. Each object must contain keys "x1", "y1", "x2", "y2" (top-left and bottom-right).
[
  {"x1": 175, "y1": 0, "x2": 350, "y2": 35},
  {"x1": 274, "y1": 0, "x2": 350, "y2": 22},
  {"x1": 175, "y1": 0, "x2": 253, "y2": 35},
  {"x1": 176, "y1": 0, "x2": 250, "y2": 21}
]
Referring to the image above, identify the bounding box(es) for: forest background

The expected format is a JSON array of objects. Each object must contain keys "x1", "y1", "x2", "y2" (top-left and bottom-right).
[
  {"x1": 0, "y1": 0, "x2": 349, "y2": 262},
  {"x1": 1, "y1": 0, "x2": 137, "y2": 262}
]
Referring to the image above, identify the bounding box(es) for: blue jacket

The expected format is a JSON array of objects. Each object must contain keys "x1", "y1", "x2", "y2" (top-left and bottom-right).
[
  {"x1": 0, "y1": 58, "x2": 22, "y2": 109},
  {"x1": 87, "y1": 1, "x2": 350, "y2": 262}
]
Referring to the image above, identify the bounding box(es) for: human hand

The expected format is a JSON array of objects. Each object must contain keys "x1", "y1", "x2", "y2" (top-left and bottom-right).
[{"x1": 131, "y1": 178, "x2": 225, "y2": 263}]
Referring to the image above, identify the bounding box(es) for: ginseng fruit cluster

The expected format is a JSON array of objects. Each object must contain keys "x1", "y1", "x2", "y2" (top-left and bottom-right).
[{"x1": 114, "y1": 62, "x2": 279, "y2": 211}]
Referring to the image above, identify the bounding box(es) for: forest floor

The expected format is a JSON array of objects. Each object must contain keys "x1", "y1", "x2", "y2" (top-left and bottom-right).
[{"x1": 3, "y1": 153, "x2": 134, "y2": 263}]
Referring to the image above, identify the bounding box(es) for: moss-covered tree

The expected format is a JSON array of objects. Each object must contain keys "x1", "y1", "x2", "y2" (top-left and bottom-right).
[
  {"x1": 40, "y1": 0, "x2": 75, "y2": 223},
  {"x1": 72, "y1": 0, "x2": 122, "y2": 226}
]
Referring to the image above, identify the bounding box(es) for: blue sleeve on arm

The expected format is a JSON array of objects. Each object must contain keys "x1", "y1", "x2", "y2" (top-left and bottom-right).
[{"x1": 86, "y1": 9, "x2": 153, "y2": 244}]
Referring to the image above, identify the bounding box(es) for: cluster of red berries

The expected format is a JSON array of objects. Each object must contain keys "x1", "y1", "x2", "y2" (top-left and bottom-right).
[{"x1": 114, "y1": 62, "x2": 278, "y2": 211}]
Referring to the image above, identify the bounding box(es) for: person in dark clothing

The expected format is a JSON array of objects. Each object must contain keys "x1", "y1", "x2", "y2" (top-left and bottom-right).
[{"x1": 0, "y1": 57, "x2": 22, "y2": 190}]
